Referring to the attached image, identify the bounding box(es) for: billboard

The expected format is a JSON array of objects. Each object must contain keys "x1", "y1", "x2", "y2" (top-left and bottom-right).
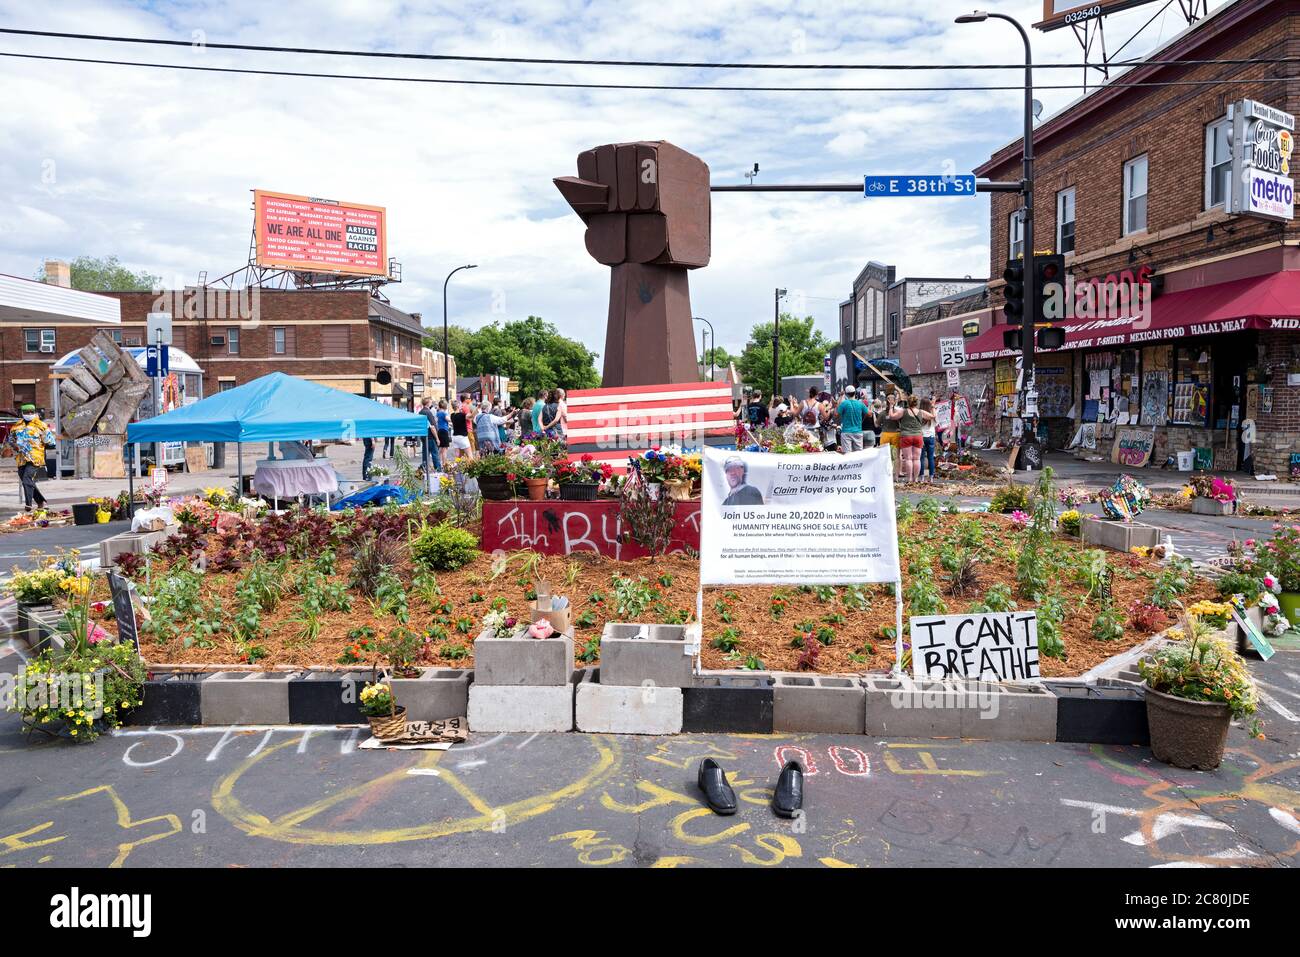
[
  {"x1": 1035, "y1": 1, "x2": 1163, "y2": 32},
  {"x1": 253, "y1": 190, "x2": 388, "y2": 276}
]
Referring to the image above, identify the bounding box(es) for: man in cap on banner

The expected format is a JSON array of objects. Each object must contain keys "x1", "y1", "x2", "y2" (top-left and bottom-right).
[
  {"x1": 721, "y1": 456, "x2": 764, "y2": 507},
  {"x1": 3, "y1": 404, "x2": 56, "y2": 510}
]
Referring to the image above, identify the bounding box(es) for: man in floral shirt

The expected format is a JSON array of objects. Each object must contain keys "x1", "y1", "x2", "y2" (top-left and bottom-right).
[{"x1": 4, "y1": 403, "x2": 56, "y2": 510}]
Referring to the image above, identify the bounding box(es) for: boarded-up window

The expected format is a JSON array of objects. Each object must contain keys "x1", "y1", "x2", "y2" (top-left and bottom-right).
[{"x1": 322, "y1": 326, "x2": 350, "y2": 356}]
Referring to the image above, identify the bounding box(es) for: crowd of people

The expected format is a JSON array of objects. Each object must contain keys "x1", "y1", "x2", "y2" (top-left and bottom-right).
[
  {"x1": 738, "y1": 385, "x2": 969, "y2": 485},
  {"x1": 362, "y1": 388, "x2": 570, "y2": 481}
]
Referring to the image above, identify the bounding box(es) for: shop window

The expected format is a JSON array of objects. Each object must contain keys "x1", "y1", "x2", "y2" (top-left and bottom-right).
[
  {"x1": 1009, "y1": 209, "x2": 1024, "y2": 259},
  {"x1": 1123, "y1": 155, "x2": 1148, "y2": 235},
  {"x1": 1172, "y1": 346, "x2": 1211, "y2": 426},
  {"x1": 1056, "y1": 188, "x2": 1076, "y2": 255},
  {"x1": 1205, "y1": 117, "x2": 1232, "y2": 210}
]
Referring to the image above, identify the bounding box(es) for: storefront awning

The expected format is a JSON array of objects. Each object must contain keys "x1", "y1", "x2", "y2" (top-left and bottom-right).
[{"x1": 966, "y1": 271, "x2": 1300, "y2": 361}]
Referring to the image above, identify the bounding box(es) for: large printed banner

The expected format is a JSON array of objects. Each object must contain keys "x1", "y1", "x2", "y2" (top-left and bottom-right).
[
  {"x1": 700, "y1": 447, "x2": 900, "y2": 585},
  {"x1": 254, "y1": 190, "x2": 388, "y2": 276}
]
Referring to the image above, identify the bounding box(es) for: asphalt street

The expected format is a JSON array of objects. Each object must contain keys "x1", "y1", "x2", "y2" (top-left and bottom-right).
[{"x1": 0, "y1": 634, "x2": 1296, "y2": 869}]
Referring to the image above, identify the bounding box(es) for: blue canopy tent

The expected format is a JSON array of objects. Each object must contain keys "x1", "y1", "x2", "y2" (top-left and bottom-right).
[{"x1": 125, "y1": 372, "x2": 429, "y2": 509}]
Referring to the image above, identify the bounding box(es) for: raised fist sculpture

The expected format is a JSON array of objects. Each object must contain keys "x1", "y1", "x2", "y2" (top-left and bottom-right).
[{"x1": 555, "y1": 141, "x2": 710, "y2": 386}]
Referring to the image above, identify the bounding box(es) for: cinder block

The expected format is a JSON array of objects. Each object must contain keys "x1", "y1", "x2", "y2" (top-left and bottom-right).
[
  {"x1": 467, "y1": 670, "x2": 577, "y2": 732},
  {"x1": 864, "y1": 676, "x2": 963, "y2": 737},
  {"x1": 98, "y1": 529, "x2": 169, "y2": 569},
  {"x1": 390, "y1": 668, "x2": 472, "y2": 721},
  {"x1": 1046, "y1": 681, "x2": 1149, "y2": 745},
  {"x1": 200, "y1": 671, "x2": 293, "y2": 725},
  {"x1": 957, "y1": 680, "x2": 1057, "y2": 742},
  {"x1": 287, "y1": 672, "x2": 367, "y2": 725},
  {"x1": 16, "y1": 604, "x2": 63, "y2": 652},
  {"x1": 123, "y1": 673, "x2": 203, "y2": 726},
  {"x1": 773, "y1": 674, "x2": 866, "y2": 733},
  {"x1": 1082, "y1": 519, "x2": 1160, "y2": 553},
  {"x1": 683, "y1": 673, "x2": 773, "y2": 733},
  {"x1": 1191, "y1": 498, "x2": 1233, "y2": 516},
  {"x1": 575, "y1": 670, "x2": 683, "y2": 734},
  {"x1": 472, "y1": 632, "x2": 574, "y2": 686},
  {"x1": 598, "y1": 622, "x2": 695, "y2": 688}
]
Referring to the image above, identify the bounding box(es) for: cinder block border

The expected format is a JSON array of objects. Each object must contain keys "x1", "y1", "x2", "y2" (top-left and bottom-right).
[{"x1": 683, "y1": 673, "x2": 774, "y2": 733}]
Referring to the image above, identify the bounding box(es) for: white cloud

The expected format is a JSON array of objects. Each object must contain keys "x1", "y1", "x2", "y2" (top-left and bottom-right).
[{"x1": 0, "y1": 0, "x2": 1230, "y2": 356}]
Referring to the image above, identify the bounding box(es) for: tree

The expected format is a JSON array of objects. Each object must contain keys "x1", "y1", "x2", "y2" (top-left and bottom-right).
[
  {"x1": 697, "y1": 345, "x2": 735, "y2": 379},
  {"x1": 36, "y1": 255, "x2": 160, "y2": 291},
  {"x1": 422, "y1": 316, "x2": 599, "y2": 397},
  {"x1": 736, "y1": 313, "x2": 832, "y2": 393}
]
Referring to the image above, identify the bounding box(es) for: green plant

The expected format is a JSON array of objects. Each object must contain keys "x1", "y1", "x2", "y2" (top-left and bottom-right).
[
  {"x1": 814, "y1": 626, "x2": 836, "y2": 646},
  {"x1": 441, "y1": 642, "x2": 470, "y2": 661},
  {"x1": 1058, "y1": 509, "x2": 1082, "y2": 536},
  {"x1": 7, "y1": 640, "x2": 146, "y2": 743},
  {"x1": 611, "y1": 575, "x2": 658, "y2": 619},
  {"x1": 1092, "y1": 602, "x2": 1126, "y2": 642},
  {"x1": 990, "y1": 483, "x2": 1031, "y2": 514},
  {"x1": 359, "y1": 681, "x2": 397, "y2": 717},
  {"x1": 1037, "y1": 593, "x2": 1067, "y2": 660},
  {"x1": 455, "y1": 616, "x2": 475, "y2": 634},
  {"x1": 575, "y1": 608, "x2": 598, "y2": 628},
  {"x1": 711, "y1": 627, "x2": 742, "y2": 652},
  {"x1": 940, "y1": 545, "x2": 979, "y2": 597},
  {"x1": 411, "y1": 522, "x2": 479, "y2": 571},
  {"x1": 378, "y1": 626, "x2": 423, "y2": 677},
  {"x1": 1215, "y1": 572, "x2": 1262, "y2": 604},
  {"x1": 1139, "y1": 634, "x2": 1256, "y2": 719},
  {"x1": 373, "y1": 570, "x2": 409, "y2": 624},
  {"x1": 742, "y1": 654, "x2": 766, "y2": 671},
  {"x1": 904, "y1": 566, "x2": 946, "y2": 617},
  {"x1": 349, "y1": 531, "x2": 405, "y2": 598},
  {"x1": 577, "y1": 637, "x2": 600, "y2": 664},
  {"x1": 1149, "y1": 557, "x2": 1194, "y2": 610},
  {"x1": 972, "y1": 583, "x2": 1017, "y2": 614}
]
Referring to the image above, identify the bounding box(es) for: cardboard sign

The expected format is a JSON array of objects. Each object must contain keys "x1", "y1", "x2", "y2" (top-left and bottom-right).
[
  {"x1": 1231, "y1": 606, "x2": 1275, "y2": 661},
  {"x1": 910, "y1": 612, "x2": 1040, "y2": 680},
  {"x1": 184, "y1": 446, "x2": 208, "y2": 473},
  {"x1": 1110, "y1": 428, "x2": 1155, "y2": 467},
  {"x1": 392, "y1": 717, "x2": 468, "y2": 743},
  {"x1": 108, "y1": 571, "x2": 141, "y2": 652}
]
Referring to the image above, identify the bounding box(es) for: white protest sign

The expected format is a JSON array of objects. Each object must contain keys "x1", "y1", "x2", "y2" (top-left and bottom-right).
[
  {"x1": 939, "y1": 336, "x2": 966, "y2": 368},
  {"x1": 700, "y1": 447, "x2": 899, "y2": 585},
  {"x1": 910, "y1": 611, "x2": 1040, "y2": 681}
]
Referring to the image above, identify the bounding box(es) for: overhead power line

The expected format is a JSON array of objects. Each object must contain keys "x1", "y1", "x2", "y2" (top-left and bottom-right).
[
  {"x1": 1, "y1": 26, "x2": 1299, "y2": 72},
  {"x1": 0, "y1": 50, "x2": 1292, "y2": 93}
]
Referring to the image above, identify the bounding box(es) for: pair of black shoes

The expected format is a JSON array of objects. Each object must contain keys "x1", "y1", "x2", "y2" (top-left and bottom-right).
[{"x1": 697, "y1": 758, "x2": 804, "y2": 819}]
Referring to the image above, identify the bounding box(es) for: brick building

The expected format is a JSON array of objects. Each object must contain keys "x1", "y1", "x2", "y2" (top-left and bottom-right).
[
  {"x1": 0, "y1": 277, "x2": 453, "y2": 415},
  {"x1": 968, "y1": 0, "x2": 1300, "y2": 476},
  {"x1": 898, "y1": 284, "x2": 996, "y2": 421}
]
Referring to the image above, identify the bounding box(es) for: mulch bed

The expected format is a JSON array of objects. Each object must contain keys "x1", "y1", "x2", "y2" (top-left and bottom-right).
[{"x1": 86, "y1": 508, "x2": 1214, "y2": 679}]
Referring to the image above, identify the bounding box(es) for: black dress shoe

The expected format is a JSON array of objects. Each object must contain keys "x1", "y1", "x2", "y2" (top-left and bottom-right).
[
  {"x1": 697, "y1": 758, "x2": 738, "y2": 815},
  {"x1": 772, "y1": 760, "x2": 804, "y2": 818}
]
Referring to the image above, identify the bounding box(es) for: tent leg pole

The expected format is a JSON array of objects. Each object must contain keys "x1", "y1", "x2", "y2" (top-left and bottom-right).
[
  {"x1": 127, "y1": 444, "x2": 135, "y2": 520},
  {"x1": 236, "y1": 444, "x2": 243, "y2": 500}
]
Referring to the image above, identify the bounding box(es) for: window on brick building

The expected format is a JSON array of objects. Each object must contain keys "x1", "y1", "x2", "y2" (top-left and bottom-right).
[
  {"x1": 1123, "y1": 155, "x2": 1148, "y2": 235},
  {"x1": 889, "y1": 311, "x2": 899, "y2": 345},
  {"x1": 1056, "y1": 188, "x2": 1076, "y2": 255},
  {"x1": 274, "y1": 327, "x2": 286, "y2": 355},
  {"x1": 227, "y1": 327, "x2": 240, "y2": 355},
  {"x1": 1008, "y1": 209, "x2": 1024, "y2": 259},
  {"x1": 24, "y1": 329, "x2": 56, "y2": 353},
  {"x1": 1205, "y1": 118, "x2": 1232, "y2": 210}
]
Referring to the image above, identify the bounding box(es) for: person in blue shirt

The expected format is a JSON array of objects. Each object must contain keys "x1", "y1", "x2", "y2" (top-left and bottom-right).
[{"x1": 836, "y1": 386, "x2": 869, "y2": 453}]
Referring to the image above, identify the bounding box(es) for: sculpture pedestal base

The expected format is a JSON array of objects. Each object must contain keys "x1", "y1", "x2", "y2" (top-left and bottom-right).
[{"x1": 602, "y1": 262, "x2": 699, "y2": 387}]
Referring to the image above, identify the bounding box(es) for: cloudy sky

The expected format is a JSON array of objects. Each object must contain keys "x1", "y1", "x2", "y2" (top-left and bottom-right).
[{"x1": 0, "y1": 0, "x2": 1227, "y2": 356}]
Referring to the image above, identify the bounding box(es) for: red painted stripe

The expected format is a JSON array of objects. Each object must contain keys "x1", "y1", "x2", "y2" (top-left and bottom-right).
[
  {"x1": 568, "y1": 381, "x2": 728, "y2": 400},
  {"x1": 570, "y1": 395, "x2": 732, "y2": 415}
]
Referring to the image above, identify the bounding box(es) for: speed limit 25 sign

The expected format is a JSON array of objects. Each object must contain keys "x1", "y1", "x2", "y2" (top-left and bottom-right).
[{"x1": 939, "y1": 337, "x2": 967, "y2": 368}]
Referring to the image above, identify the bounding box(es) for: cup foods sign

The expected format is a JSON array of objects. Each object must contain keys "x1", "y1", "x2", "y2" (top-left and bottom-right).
[{"x1": 1231, "y1": 100, "x2": 1296, "y2": 222}]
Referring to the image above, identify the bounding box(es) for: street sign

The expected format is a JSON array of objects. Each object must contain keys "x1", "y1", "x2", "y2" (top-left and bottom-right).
[
  {"x1": 145, "y1": 344, "x2": 169, "y2": 378},
  {"x1": 863, "y1": 175, "x2": 976, "y2": 197},
  {"x1": 939, "y1": 337, "x2": 967, "y2": 368},
  {"x1": 947, "y1": 367, "x2": 961, "y2": 388},
  {"x1": 146, "y1": 312, "x2": 173, "y2": 346},
  {"x1": 412, "y1": 372, "x2": 425, "y2": 396}
]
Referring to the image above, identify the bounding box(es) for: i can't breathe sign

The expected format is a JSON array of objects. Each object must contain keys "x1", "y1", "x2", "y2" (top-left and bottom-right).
[{"x1": 910, "y1": 612, "x2": 1040, "y2": 681}]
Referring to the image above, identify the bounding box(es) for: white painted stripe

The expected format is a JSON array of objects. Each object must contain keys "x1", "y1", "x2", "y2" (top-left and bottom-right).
[
  {"x1": 568, "y1": 418, "x2": 735, "y2": 439},
  {"x1": 568, "y1": 402, "x2": 734, "y2": 422}
]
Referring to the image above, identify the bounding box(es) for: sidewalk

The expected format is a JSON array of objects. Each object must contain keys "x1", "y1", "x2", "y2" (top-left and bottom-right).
[
  {"x1": 0, "y1": 441, "x2": 391, "y2": 517},
  {"x1": 991, "y1": 450, "x2": 1300, "y2": 504}
]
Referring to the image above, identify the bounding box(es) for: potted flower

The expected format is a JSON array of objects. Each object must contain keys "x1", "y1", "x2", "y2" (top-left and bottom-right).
[
  {"x1": 1058, "y1": 509, "x2": 1082, "y2": 537},
  {"x1": 554, "y1": 455, "x2": 613, "y2": 501},
  {"x1": 359, "y1": 681, "x2": 406, "y2": 741},
  {"x1": 72, "y1": 498, "x2": 100, "y2": 527},
  {"x1": 506, "y1": 445, "x2": 550, "y2": 501},
  {"x1": 659, "y1": 451, "x2": 694, "y2": 501},
  {"x1": 1138, "y1": 618, "x2": 1255, "y2": 770},
  {"x1": 462, "y1": 452, "x2": 518, "y2": 500},
  {"x1": 1188, "y1": 474, "x2": 1237, "y2": 516},
  {"x1": 636, "y1": 448, "x2": 670, "y2": 498}
]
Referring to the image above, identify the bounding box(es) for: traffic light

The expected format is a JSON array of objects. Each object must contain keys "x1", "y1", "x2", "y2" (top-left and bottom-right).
[
  {"x1": 1002, "y1": 259, "x2": 1025, "y2": 323},
  {"x1": 1034, "y1": 254, "x2": 1067, "y2": 349}
]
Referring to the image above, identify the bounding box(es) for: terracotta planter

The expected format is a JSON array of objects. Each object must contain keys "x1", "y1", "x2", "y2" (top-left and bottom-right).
[
  {"x1": 1144, "y1": 686, "x2": 1231, "y2": 770},
  {"x1": 524, "y1": 477, "x2": 549, "y2": 501}
]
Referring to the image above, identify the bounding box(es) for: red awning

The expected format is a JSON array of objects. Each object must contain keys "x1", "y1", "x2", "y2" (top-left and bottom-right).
[{"x1": 966, "y1": 271, "x2": 1300, "y2": 361}]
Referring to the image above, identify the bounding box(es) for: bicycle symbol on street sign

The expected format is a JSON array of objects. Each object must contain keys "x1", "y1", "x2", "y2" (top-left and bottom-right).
[{"x1": 863, "y1": 175, "x2": 976, "y2": 197}]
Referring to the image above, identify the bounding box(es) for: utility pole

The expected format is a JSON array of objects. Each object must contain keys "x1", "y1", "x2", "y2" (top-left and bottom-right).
[
  {"x1": 441, "y1": 264, "x2": 477, "y2": 403},
  {"x1": 773, "y1": 288, "x2": 787, "y2": 399}
]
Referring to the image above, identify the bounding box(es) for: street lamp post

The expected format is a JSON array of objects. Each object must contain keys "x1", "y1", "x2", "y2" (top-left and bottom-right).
[
  {"x1": 442, "y1": 264, "x2": 477, "y2": 403},
  {"x1": 694, "y1": 316, "x2": 715, "y2": 381},
  {"x1": 956, "y1": 10, "x2": 1036, "y2": 445},
  {"x1": 773, "y1": 288, "x2": 787, "y2": 399}
]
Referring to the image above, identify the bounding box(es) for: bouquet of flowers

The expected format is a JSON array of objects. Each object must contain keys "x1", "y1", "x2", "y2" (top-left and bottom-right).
[
  {"x1": 554, "y1": 454, "x2": 613, "y2": 485},
  {"x1": 1058, "y1": 486, "x2": 1093, "y2": 509},
  {"x1": 482, "y1": 608, "x2": 521, "y2": 640},
  {"x1": 1189, "y1": 474, "x2": 1236, "y2": 504},
  {"x1": 505, "y1": 443, "x2": 550, "y2": 480}
]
